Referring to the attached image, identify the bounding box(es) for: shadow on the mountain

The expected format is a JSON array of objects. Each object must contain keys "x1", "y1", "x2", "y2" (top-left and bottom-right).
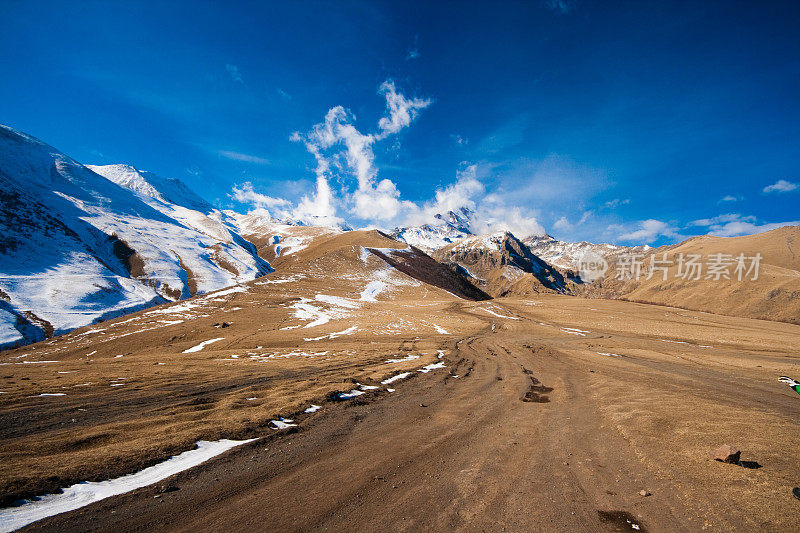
[{"x1": 367, "y1": 239, "x2": 491, "y2": 301}]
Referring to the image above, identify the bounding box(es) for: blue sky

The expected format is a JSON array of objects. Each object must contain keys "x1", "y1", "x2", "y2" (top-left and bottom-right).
[{"x1": 1, "y1": 0, "x2": 798, "y2": 244}]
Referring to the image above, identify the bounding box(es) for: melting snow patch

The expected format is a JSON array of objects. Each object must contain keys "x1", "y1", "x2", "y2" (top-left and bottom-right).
[
  {"x1": 432, "y1": 324, "x2": 449, "y2": 334},
  {"x1": 336, "y1": 389, "x2": 365, "y2": 400},
  {"x1": 386, "y1": 354, "x2": 420, "y2": 363},
  {"x1": 206, "y1": 286, "x2": 248, "y2": 298},
  {"x1": 182, "y1": 338, "x2": 225, "y2": 353},
  {"x1": 359, "y1": 384, "x2": 380, "y2": 391},
  {"x1": 419, "y1": 361, "x2": 446, "y2": 373},
  {"x1": 0, "y1": 438, "x2": 256, "y2": 532},
  {"x1": 38, "y1": 393, "x2": 66, "y2": 397},
  {"x1": 561, "y1": 328, "x2": 587, "y2": 336},
  {"x1": 304, "y1": 326, "x2": 358, "y2": 341},
  {"x1": 597, "y1": 352, "x2": 623, "y2": 357},
  {"x1": 304, "y1": 405, "x2": 322, "y2": 413},
  {"x1": 270, "y1": 418, "x2": 297, "y2": 430},
  {"x1": 314, "y1": 294, "x2": 360, "y2": 309},
  {"x1": 480, "y1": 306, "x2": 519, "y2": 320},
  {"x1": 360, "y1": 280, "x2": 387, "y2": 302},
  {"x1": 381, "y1": 372, "x2": 412, "y2": 385}
]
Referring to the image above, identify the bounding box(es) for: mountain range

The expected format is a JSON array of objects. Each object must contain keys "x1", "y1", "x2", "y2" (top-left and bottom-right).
[{"x1": 1, "y1": 124, "x2": 798, "y2": 349}]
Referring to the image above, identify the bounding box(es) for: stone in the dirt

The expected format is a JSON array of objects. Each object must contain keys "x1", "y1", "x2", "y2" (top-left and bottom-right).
[
  {"x1": 710, "y1": 444, "x2": 741, "y2": 464},
  {"x1": 639, "y1": 490, "x2": 651, "y2": 497}
]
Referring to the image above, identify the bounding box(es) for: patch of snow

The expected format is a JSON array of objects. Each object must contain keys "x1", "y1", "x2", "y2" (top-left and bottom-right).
[
  {"x1": 182, "y1": 337, "x2": 225, "y2": 353},
  {"x1": 419, "y1": 361, "x2": 446, "y2": 373},
  {"x1": 303, "y1": 326, "x2": 358, "y2": 341},
  {"x1": 386, "y1": 354, "x2": 420, "y2": 363},
  {"x1": 270, "y1": 418, "x2": 297, "y2": 430},
  {"x1": 0, "y1": 438, "x2": 256, "y2": 532},
  {"x1": 336, "y1": 389, "x2": 365, "y2": 400},
  {"x1": 314, "y1": 294, "x2": 360, "y2": 309},
  {"x1": 360, "y1": 280, "x2": 387, "y2": 302},
  {"x1": 381, "y1": 372, "x2": 412, "y2": 385},
  {"x1": 304, "y1": 404, "x2": 322, "y2": 413},
  {"x1": 480, "y1": 306, "x2": 519, "y2": 320}
]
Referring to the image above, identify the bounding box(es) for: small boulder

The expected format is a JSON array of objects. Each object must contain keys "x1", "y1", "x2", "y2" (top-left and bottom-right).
[
  {"x1": 639, "y1": 490, "x2": 651, "y2": 497},
  {"x1": 710, "y1": 444, "x2": 741, "y2": 464}
]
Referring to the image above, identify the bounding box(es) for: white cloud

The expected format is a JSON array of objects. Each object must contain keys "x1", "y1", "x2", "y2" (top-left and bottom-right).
[
  {"x1": 690, "y1": 213, "x2": 799, "y2": 237},
  {"x1": 376, "y1": 81, "x2": 432, "y2": 139},
  {"x1": 603, "y1": 198, "x2": 630, "y2": 209},
  {"x1": 553, "y1": 216, "x2": 571, "y2": 231},
  {"x1": 763, "y1": 179, "x2": 797, "y2": 193},
  {"x1": 552, "y1": 211, "x2": 592, "y2": 232},
  {"x1": 227, "y1": 81, "x2": 556, "y2": 239},
  {"x1": 690, "y1": 213, "x2": 755, "y2": 227},
  {"x1": 616, "y1": 219, "x2": 680, "y2": 243},
  {"x1": 474, "y1": 205, "x2": 545, "y2": 238},
  {"x1": 217, "y1": 150, "x2": 269, "y2": 164},
  {"x1": 290, "y1": 80, "x2": 431, "y2": 224},
  {"x1": 719, "y1": 194, "x2": 740, "y2": 202},
  {"x1": 277, "y1": 88, "x2": 291, "y2": 100},
  {"x1": 226, "y1": 64, "x2": 244, "y2": 85},
  {"x1": 230, "y1": 182, "x2": 292, "y2": 219}
]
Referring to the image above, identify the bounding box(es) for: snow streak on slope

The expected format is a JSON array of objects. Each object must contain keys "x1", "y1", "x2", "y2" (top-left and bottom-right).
[
  {"x1": 0, "y1": 125, "x2": 271, "y2": 349},
  {"x1": 523, "y1": 234, "x2": 649, "y2": 271},
  {"x1": 0, "y1": 439, "x2": 256, "y2": 532}
]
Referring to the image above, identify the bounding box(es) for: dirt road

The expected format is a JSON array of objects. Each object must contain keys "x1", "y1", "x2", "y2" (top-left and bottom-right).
[{"x1": 24, "y1": 299, "x2": 800, "y2": 532}]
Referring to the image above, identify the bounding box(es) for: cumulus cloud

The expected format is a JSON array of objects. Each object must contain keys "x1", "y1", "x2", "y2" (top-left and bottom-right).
[
  {"x1": 615, "y1": 219, "x2": 680, "y2": 243},
  {"x1": 289, "y1": 80, "x2": 430, "y2": 223},
  {"x1": 230, "y1": 182, "x2": 292, "y2": 219},
  {"x1": 763, "y1": 179, "x2": 797, "y2": 193},
  {"x1": 473, "y1": 204, "x2": 545, "y2": 238},
  {"x1": 231, "y1": 80, "x2": 547, "y2": 238},
  {"x1": 376, "y1": 81, "x2": 432, "y2": 138},
  {"x1": 552, "y1": 211, "x2": 592, "y2": 232},
  {"x1": 217, "y1": 150, "x2": 269, "y2": 164},
  {"x1": 690, "y1": 213, "x2": 799, "y2": 237}
]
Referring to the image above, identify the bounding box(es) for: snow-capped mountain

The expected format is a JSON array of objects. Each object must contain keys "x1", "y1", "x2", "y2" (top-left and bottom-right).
[
  {"x1": 390, "y1": 207, "x2": 474, "y2": 252},
  {"x1": 0, "y1": 125, "x2": 271, "y2": 349},
  {"x1": 431, "y1": 231, "x2": 573, "y2": 297},
  {"x1": 523, "y1": 234, "x2": 649, "y2": 270}
]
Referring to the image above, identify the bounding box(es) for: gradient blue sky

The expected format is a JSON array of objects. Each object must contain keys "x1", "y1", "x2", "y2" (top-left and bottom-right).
[{"x1": 1, "y1": 0, "x2": 798, "y2": 244}]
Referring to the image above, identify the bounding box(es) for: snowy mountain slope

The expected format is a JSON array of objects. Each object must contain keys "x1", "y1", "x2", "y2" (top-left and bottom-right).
[
  {"x1": 523, "y1": 234, "x2": 649, "y2": 270},
  {"x1": 224, "y1": 210, "x2": 342, "y2": 267},
  {"x1": 0, "y1": 125, "x2": 271, "y2": 348},
  {"x1": 431, "y1": 231, "x2": 573, "y2": 297},
  {"x1": 390, "y1": 208, "x2": 474, "y2": 252},
  {"x1": 86, "y1": 164, "x2": 213, "y2": 213}
]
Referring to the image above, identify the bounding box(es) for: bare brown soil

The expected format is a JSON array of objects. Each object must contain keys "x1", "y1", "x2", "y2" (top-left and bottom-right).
[{"x1": 2, "y1": 232, "x2": 800, "y2": 531}]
